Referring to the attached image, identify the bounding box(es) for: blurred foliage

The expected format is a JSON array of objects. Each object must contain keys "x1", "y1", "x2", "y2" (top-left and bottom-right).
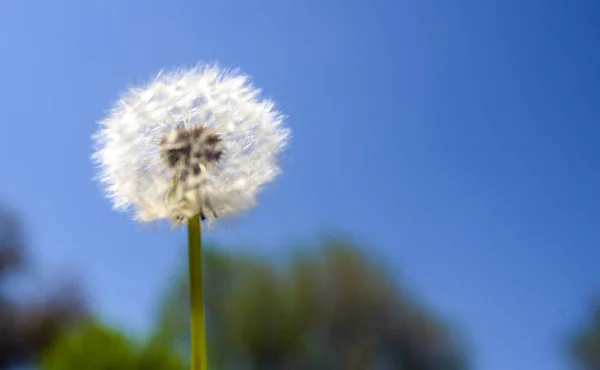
[
  {"x1": 569, "y1": 300, "x2": 600, "y2": 370},
  {"x1": 0, "y1": 204, "x2": 470, "y2": 369},
  {"x1": 41, "y1": 320, "x2": 185, "y2": 370},
  {"x1": 0, "y1": 208, "x2": 87, "y2": 369},
  {"x1": 151, "y1": 238, "x2": 470, "y2": 370}
]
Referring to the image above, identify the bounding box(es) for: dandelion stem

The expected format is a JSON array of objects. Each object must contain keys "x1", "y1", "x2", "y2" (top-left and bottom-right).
[{"x1": 188, "y1": 214, "x2": 207, "y2": 370}]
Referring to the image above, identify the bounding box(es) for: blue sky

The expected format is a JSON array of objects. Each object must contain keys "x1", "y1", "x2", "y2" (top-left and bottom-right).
[{"x1": 1, "y1": 0, "x2": 599, "y2": 369}]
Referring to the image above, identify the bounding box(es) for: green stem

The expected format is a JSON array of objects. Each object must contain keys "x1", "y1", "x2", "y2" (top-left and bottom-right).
[{"x1": 188, "y1": 214, "x2": 207, "y2": 370}]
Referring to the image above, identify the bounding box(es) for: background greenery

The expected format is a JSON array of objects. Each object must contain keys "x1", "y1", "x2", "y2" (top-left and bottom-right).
[{"x1": 1, "y1": 207, "x2": 598, "y2": 369}]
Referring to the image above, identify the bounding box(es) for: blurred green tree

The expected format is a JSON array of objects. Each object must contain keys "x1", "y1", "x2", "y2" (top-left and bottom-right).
[
  {"x1": 41, "y1": 320, "x2": 186, "y2": 370},
  {"x1": 151, "y1": 238, "x2": 470, "y2": 370},
  {"x1": 568, "y1": 300, "x2": 600, "y2": 370},
  {"x1": 0, "y1": 207, "x2": 87, "y2": 369}
]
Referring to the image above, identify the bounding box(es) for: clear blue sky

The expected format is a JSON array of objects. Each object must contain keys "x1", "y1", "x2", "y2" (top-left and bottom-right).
[{"x1": 1, "y1": 0, "x2": 599, "y2": 369}]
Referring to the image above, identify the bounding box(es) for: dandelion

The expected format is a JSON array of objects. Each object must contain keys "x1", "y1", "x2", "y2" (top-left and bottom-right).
[{"x1": 92, "y1": 64, "x2": 290, "y2": 369}]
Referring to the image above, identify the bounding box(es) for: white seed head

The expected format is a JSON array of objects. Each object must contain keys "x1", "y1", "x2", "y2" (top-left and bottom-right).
[{"x1": 92, "y1": 64, "x2": 290, "y2": 225}]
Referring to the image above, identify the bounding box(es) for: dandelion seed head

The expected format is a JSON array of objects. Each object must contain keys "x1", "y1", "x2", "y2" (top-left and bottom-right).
[{"x1": 92, "y1": 64, "x2": 290, "y2": 225}]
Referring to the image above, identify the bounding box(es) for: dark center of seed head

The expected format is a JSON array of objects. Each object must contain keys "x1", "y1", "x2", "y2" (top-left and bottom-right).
[{"x1": 160, "y1": 125, "x2": 224, "y2": 172}]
